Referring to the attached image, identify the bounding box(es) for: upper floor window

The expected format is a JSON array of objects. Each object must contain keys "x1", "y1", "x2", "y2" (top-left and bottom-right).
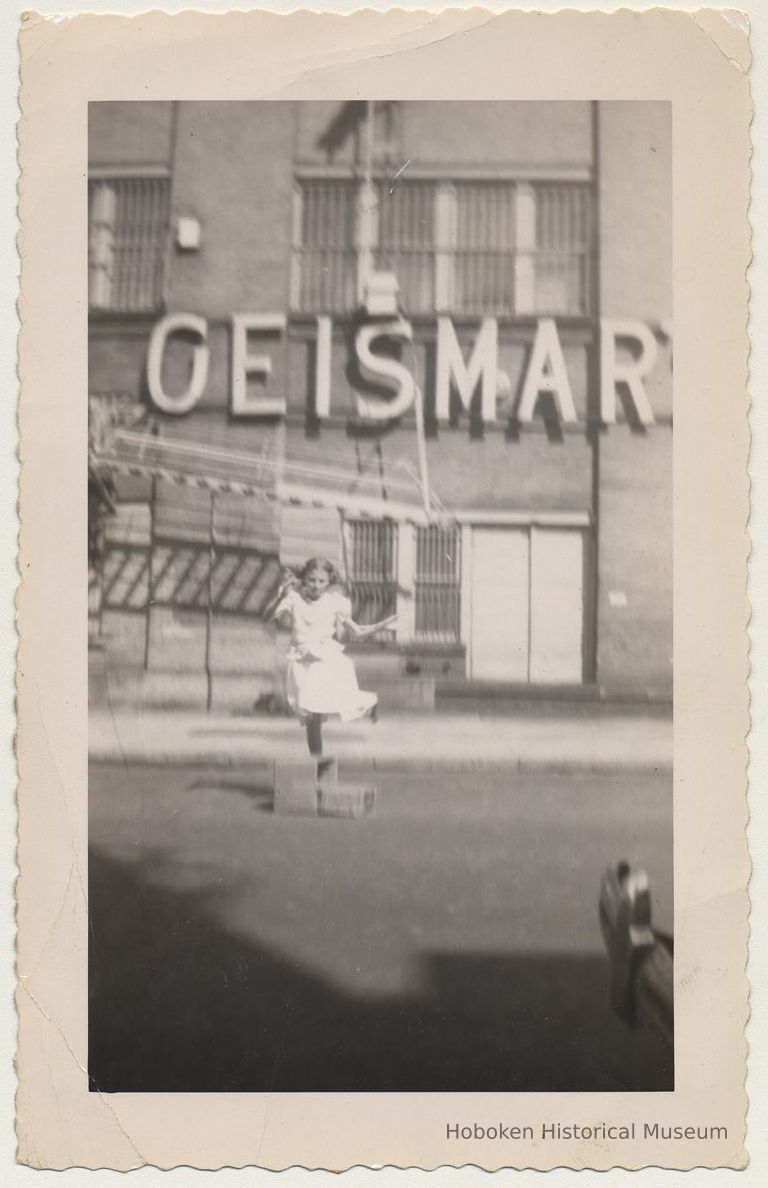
[
  {"x1": 453, "y1": 182, "x2": 517, "y2": 314},
  {"x1": 295, "y1": 180, "x2": 358, "y2": 313},
  {"x1": 88, "y1": 174, "x2": 171, "y2": 313},
  {"x1": 375, "y1": 180, "x2": 436, "y2": 314},
  {"x1": 293, "y1": 177, "x2": 593, "y2": 318},
  {"x1": 531, "y1": 183, "x2": 592, "y2": 317}
]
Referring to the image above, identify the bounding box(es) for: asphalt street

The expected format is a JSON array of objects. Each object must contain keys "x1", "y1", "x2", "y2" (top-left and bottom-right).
[{"x1": 89, "y1": 760, "x2": 673, "y2": 1093}]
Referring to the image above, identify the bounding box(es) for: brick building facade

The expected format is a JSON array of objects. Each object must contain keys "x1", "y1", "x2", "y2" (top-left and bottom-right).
[{"x1": 88, "y1": 101, "x2": 672, "y2": 705}]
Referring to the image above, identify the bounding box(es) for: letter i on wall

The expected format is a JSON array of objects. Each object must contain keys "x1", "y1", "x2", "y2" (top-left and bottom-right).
[{"x1": 313, "y1": 315, "x2": 332, "y2": 419}]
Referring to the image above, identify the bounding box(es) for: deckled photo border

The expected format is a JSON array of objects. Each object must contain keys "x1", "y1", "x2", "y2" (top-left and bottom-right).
[{"x1": 16, "y1": 7, "x2": 750, "y2": 1171}]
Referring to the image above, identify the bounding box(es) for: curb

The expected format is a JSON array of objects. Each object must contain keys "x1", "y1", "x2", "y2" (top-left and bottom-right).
[{"x1": 88, "y1": 749, "x2": 672, "y2": 776}]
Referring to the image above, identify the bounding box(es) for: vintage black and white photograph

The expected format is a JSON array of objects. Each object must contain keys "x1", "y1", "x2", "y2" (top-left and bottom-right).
[{"x1": 87, "y1": 99, "x2": 673, "y2": 1094}]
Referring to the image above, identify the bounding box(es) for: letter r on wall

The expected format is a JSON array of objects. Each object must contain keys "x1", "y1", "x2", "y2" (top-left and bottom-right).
[{"x1": 600, "y1": 318, "x2": 658, "y2": 425}]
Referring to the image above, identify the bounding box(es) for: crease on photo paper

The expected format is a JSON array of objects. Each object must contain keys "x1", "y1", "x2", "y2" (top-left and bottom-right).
[
  {"x1": 692, "y1": 9, "x2": 750, "y2": 75},
  {"x1": 273, "y1": 9, "x2": 498, "y2": 87}
]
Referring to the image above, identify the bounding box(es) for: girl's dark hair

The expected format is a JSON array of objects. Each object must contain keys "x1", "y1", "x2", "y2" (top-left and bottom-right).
[{"x1": 298, "y1": 556, "x2": 343, "y2": 588}]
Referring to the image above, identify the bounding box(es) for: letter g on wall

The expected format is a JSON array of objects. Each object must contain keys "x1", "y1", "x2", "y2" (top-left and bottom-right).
[{"x1": 147, "y1": 313, "x2": 210, "y2": 414}]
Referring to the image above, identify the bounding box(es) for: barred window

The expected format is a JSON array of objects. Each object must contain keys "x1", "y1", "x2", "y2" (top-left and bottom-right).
[
  {"x1": 293, "y1": 177, "x2": 592, "y2": 317},
  {"x1": 344, "y1": 519, "x2": 462, "y2": 647},
  {"x1": 295, "y1": 180, "x2": 358, "y2": 313},
  {"x1": 532, "y1": 183, "x2": 592, "y2": 316},
  {"x1": 88, "y1": 176, "x2": 171, "y2": 313},
  {"x1": 415, "y1": 525, "x2": 461, "y2": 644},
  {"x1": 375, "y1": 181, "x2": 436, "y2": 314},
  {"x1": 345, "y1": 519, "x2": 398, "y2": 633},
  {"x1": 453, "y1": 183, "x2": 516, "y2": 315}
]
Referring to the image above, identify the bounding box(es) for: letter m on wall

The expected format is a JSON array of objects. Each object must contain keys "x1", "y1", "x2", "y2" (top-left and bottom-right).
[{"x1": 436, "y1": 316, "x2": 498, "y2": 424}]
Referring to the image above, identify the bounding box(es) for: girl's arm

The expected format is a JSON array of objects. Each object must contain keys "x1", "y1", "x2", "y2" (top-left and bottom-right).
[
  {"x1": 264, "y1": 573, "x2": 299, "y2": 623},
  {"x1": 336, "y1": 613, "x2": 398, "y2": 640}
]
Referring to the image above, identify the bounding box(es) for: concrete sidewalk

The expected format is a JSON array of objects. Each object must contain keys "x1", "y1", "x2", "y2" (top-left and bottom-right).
[{"x1": 89, "y1": 707, "x2": 672, "y2": 773}]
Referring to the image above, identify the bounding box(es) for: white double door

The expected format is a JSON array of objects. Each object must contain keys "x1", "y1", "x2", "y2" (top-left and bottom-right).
[{"x1": 469, "y1": 525, "x2": 585, "y2": 683}]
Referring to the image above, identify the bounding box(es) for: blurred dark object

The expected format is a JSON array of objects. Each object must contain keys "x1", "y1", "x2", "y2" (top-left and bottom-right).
[
  {"x1": 599, "y1": 861, "x2": 673, "y2": 1048},
  {"x1": 88, "y1": 464, "x2": 116, "y2": 569},
  {"x1": 251, "y1": 691, "x2": 290, "y2": 716}
]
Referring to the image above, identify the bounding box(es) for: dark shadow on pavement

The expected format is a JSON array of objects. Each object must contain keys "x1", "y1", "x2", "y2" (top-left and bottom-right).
[
  {"x1": 188, "y1": 778, "x2": 275, "y2": 812},
  {"x1": 89, "y1": 848, "x2": 673, "y2": 1093}
]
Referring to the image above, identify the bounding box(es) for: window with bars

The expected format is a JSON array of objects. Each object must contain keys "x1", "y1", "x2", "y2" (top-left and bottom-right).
[
  {"x1": 375, "y1": 181, "x2": 436, "y2": 314},
  {"x1": 344, "y1": 518, "x2": 462, "y2": 646},
  {"x1": 453, "y1": 183, "x2": 516, "y2": 314},
  {"x1": 345, "y1": 519, "x2": 398, "y2": 635},
  {"x1": 88, "y1": 176, "x2": 171, "y2": 313},
  {"x1": 532, "y1": 183, "x2": 592, "y2": 316},
  {"x1": 295, "y1": 180, "x2": 358, "y2": 313},
  {"x1": 293, "y1": 178, "x2": 592, "y2": 317},
  {"x1": 415, "y1": 524, "x2": 461, "y2": 644}
]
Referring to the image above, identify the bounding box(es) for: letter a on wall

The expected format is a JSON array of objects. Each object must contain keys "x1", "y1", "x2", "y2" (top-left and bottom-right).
[{"x1": 516, "y1": 318, "x2": 577, "y2": 424}]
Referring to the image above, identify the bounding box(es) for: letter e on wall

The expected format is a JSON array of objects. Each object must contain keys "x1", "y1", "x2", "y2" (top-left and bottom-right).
[{"x1": 231, "y1": 314, "x2": 287, "y2": 416}]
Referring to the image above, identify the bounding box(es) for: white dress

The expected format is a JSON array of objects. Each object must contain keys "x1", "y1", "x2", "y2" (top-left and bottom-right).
[{"x1": 276, "y1": 588, "x2": 377, "y2": 722}]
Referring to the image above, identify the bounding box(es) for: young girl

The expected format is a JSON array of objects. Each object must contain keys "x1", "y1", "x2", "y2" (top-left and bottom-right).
[{"x1": 268, "y1": 557, "x2": 397, "y2": 756}]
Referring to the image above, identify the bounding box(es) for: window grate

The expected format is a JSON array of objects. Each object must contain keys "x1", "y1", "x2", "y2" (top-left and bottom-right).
[
  {"x1": 88, "y1": 177, "x2": 171, "y2": 313},
  {"x1": 345, "y1": 519, "x2": 398, "y2": 634},
  {"x1": 533, "y1": 183, "x2": 592, "y2": 315},
  {"x1": 293, "y1": 177, "x2": 593, "y2": 317},
  {"x1": 453, "y1": 183, "x2": 516, "y2": 315},
  {"x1": 295, "y1": 181, "x2": 358, "y2": 312},
  {"x1": 375, "y1": 181, "x2": 436, "y2": 314},
  {"x1": 415, "y1": 525, "x2": 461, "y2": 643}
]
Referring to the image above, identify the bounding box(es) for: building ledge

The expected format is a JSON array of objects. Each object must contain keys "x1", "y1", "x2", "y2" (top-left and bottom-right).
[{"x1": 436, "y1": 677, "x2": 672, "y2": 710}]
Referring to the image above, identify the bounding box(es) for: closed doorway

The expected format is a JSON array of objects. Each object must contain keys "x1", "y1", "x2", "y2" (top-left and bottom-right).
[
  {"x1": 468, "y1": 523, "x2": 586, "y2": 683},
  {"x1": 470, "y1": 527, "x2": 530, "y2": 680}
]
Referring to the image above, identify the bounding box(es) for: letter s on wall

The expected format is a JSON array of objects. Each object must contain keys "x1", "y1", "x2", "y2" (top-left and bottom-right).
[{"x1": 354, "y1": 319, "x2": 416, "y2": 421}]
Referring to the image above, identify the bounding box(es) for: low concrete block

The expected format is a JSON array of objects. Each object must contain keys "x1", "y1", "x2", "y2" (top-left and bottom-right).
[
  {"x1": 273, "y1": 756, "x2": 320, "y2": 793},
  {"x1": 273, "y1": 779, "x2": 319, "y2": 817},
  {"x1": 273, "y1": 756, "x2": 339, "y2": 817},
  {"x1": 318, "y1": 783, "x2": 376, "y2": 819}
]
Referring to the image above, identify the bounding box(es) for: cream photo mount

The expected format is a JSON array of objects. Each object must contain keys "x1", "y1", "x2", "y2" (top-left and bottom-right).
[{"x1": 17, "y1": 7, "x2": 750, "y2": 1173}]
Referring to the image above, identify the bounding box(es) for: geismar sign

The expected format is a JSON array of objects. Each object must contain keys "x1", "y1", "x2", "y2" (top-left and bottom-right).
[{"x1": 146, "y1": 312, "x2": 665, "y2": 427}]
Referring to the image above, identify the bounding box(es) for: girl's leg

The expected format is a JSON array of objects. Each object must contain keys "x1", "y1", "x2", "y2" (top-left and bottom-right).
[{"x1": 306, "y1": 712, "x2": 323, "y2": 756}]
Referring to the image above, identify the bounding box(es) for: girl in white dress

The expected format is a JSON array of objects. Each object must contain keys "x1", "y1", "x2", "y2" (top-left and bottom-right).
[{"x1": 269, "y1": 557, "x2": 397, "y2": 756}]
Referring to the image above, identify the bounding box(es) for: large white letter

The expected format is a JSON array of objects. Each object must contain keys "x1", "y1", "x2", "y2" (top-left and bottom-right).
[
  {"x1": 231, "y1": 314, "x2": 287, "y2": 417},
  {"x1": 436, "y1": 317, "x2": 497, "y2": 425},
  {"x1": 354, "y1": 319, "x2": 416, "y2": 420},
  {"x1": 517, "y1": 318, "x2": 577, "y2": 424},
  {"x1": 314, "y1": 315, "x2": 332, "y2": 419},
  {"x1": 600, "y1": 318, "x2": 658, "y2": 425},
  {"x1": 146, "y1": 313, "x2": 209, "y2": 415}
]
